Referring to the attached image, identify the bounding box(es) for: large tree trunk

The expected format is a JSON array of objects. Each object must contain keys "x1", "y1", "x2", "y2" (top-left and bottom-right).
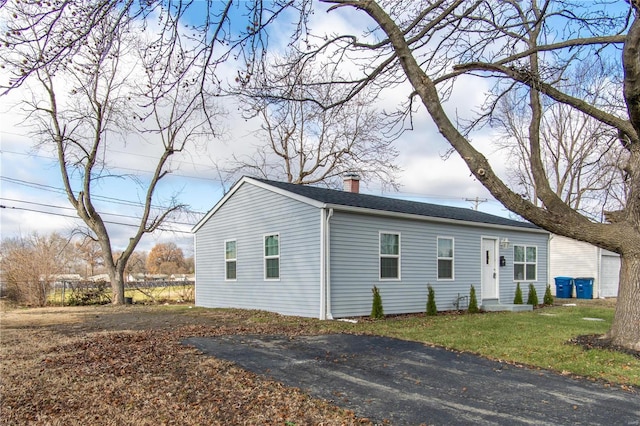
[
  {"x1": 609, "y1": 253, "x2": 640, "y2": 350},
  {"x1": 111, "y1": 273, "x2": 126, "y2": 305},
  {"x1": 352, "y1": 0, "x2": 640, "y2": 351}
]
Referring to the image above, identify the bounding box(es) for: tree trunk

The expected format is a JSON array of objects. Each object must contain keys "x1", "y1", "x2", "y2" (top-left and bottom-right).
[
  {"x1": 110, "y1": 269, "x2": 125, "y2": 305},
  {"x1": 608, "y1": 253, "x2": 640, "y2": 351}
]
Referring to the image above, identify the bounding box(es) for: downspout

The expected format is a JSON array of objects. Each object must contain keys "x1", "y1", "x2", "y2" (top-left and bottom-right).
[
  {"x1": 320, "y1": 207, "x2": 334, "y2": 320},
  {"x1": 596, "y1": 246, "x2": 602, "y2": 299},
  {"x1": 193, "y1": 233, "x2": 198, "y2": 306},
  {"x1": 547, "y1": 234, "x2": 551, "y2": 294},
  {"x1": 326, "y1": 208, "x2": 334, "y2": 319},
  {"x1": 320, "y1": 208, "x2": 326, "y2": 320}
]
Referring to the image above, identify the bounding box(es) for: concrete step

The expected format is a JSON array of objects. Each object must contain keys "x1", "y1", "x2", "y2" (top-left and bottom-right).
[{"x1": 481, "y1": 302, "x2": 533, "y2": 312}]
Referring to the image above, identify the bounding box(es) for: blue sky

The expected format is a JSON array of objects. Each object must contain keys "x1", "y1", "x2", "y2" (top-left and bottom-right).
[{"x1": 0, "y1": 2, "x2": 516, "y2": 254}]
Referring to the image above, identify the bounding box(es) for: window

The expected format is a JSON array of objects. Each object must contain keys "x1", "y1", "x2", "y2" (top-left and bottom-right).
[
  {"x1": 437, "y1": 237, "x2": 454, "y2": 280},
  {"x1": 224, "y1": 240, "x2": 237, "y2": 280},
  {"x1": 380, "y1": 232, "x2": 400, "y2": 279},
  {"x1": 514, "y1": 245, "x2": 537, "y2": 281},
  {"x1": 264, "y1": 234, "x2": 280, "y2": 280}
]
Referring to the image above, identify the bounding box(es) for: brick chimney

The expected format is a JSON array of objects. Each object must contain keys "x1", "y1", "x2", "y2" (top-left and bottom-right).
[{"x1": 343, "y1": 173, "x2": 360, "y2": 193}]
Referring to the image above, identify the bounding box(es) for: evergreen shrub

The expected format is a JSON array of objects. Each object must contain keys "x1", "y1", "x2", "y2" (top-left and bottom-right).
[{"x1": 513, "y1": 283, "x2": 523, "y2": 304}]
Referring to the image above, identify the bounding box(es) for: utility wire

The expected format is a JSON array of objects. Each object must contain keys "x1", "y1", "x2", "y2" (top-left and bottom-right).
[
  {"x1": 0, "y1": 197, "x2": 198, "y2": 226},
  {"x1": 0, "y1": 176, "x2": 206, "y2": 215},
  {"x1": 0, "y1": 204, "x2": 193, "y2": 233},
  {"x1": 0, "y1": 148, "x2": 224, "y2": 184}
]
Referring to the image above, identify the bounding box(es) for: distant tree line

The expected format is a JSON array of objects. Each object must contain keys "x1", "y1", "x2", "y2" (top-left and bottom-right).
[{"x1": 0, "y1": 233, "x2": 192, "y2": 307}]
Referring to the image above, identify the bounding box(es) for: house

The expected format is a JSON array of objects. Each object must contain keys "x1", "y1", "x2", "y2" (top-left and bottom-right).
[
  {"x1": 549, "y1": 234, "x2": 620, "y2": 298},
  {"x1": 193, "y1": 176, "x2": 550, "y2": 319}
]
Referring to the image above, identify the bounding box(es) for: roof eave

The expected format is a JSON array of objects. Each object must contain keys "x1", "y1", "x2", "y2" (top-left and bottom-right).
[{"x1": 324, "y1": 203, "x2": 548, "y2": 234}]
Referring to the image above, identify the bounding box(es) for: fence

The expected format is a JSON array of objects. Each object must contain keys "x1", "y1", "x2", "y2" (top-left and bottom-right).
[{"x1": 50, "y1": 280, "x2": 195, "y2": 305}]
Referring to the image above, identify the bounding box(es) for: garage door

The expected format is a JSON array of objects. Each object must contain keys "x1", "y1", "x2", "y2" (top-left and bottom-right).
[{"x1": 600, "y1": 254, "x2": 620, "y2": 298}]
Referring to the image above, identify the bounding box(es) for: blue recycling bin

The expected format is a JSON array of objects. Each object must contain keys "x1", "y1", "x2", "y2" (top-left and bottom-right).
[
  {"x1": 554, "y1": 277, "x2": 573, "y2": 298},
  {"x1": 574, "y1": 277, "x2": 594, "y2": 299}
]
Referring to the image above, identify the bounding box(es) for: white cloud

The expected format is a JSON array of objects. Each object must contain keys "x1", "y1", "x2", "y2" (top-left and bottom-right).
[{"x1": 0, "y1": 3, "x2": 521, "y2": 254}]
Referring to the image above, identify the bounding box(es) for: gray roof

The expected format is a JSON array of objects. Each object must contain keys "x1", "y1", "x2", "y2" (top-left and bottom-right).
[{"x1": 255, "y1": 178, "x2": 541, "y2": 230}]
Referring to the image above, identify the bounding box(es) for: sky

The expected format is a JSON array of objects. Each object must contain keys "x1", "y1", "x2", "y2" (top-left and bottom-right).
[{"x1": 0, "y1": 2, "x2": 514, "y2": 256}]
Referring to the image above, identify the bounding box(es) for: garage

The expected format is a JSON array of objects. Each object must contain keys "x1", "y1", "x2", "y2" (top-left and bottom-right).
[{"x1": 600, "y1": 253, "x2": 620, "y2": 298}]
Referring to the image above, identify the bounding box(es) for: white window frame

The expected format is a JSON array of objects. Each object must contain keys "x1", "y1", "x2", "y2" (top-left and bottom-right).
[
  {"x1": 513, "y1": 245, "x2": 537, "y2": 281},
  {"x1": 224, "y1": 239, "x2": 237, "y2": 281},
  {"x1": 264, "y1": 233, "x2": 280, "y2": 281},
  {"x1": 379, "y1": 231, "x2": 401, "y2": 280},
  {"x1": 437, "y1": 236, "x2": 455, "y2": 281}
]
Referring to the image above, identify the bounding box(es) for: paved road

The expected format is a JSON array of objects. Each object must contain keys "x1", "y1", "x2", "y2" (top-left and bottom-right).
[{"x1": 184, "y1": 334, "x2": 640, "y2": 425}]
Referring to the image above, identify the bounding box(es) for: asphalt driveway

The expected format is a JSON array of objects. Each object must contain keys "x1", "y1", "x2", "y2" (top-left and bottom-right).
[{"x1": 184, "y1": 334, "x2": 640, "y2": 425}]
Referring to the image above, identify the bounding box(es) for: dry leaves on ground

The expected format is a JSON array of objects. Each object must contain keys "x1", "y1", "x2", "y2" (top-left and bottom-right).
[{"x1": 0, "y1": 305, "x2": 371, "y2": 425}]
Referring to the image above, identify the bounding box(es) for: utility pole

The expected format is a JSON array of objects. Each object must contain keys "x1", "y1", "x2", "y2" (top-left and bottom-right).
[{"x1": 465, "y1": 197, "x2": 487, "y2": 211}]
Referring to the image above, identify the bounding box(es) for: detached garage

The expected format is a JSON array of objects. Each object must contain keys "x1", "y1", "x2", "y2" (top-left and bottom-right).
[{"x1": 549, "y1": 234, "x2": 620, "y2": 298}]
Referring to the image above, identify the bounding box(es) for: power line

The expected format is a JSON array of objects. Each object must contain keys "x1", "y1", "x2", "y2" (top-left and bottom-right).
[
  {"x1": 0, "y1": 176, "x2": 206, "y2": 215},
  {"x1": 0, "y1": 204, "x2": 194, "y2": 233},
  {"x1": 465, "y1": 197, "x2": 488, "y2": 211},
  {"x1": 0, "y1": 148, "x2": 224, "y2": 183},
  {"x1": 0, "y1": 197, "x2": 197, "y2": 226}
]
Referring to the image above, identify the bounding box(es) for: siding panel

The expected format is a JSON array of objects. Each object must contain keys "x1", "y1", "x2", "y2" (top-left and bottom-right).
[
  {"x1": 195, "y1": 183, "x2": 321, "y2": 317},
  {"x1": 328, "y1": 212, "x2": 549, "y2": 318}
]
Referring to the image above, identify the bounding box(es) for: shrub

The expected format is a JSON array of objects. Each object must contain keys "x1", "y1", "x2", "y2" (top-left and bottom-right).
[
  {"x1": 468, "y1": 285, "x2": 479, "y2": 313},
  {"x1": 544, "y1": 284, "x2": 554, "y2": 305},
  {"x1": 426, "y1": 285, "x2": 437, "y2": 316},
  {"x1": 67, "y1": 281, "x2": 111, "y2": 306},
  {"x1": 513, "y1": 282, "x2": 523, "y2": 304},
  {"x1": 371, "y1": 286, "x2": 384, "y2": 319},
  {"x1": 527, "y1": 283, "x2": 539, "y2": 306}
]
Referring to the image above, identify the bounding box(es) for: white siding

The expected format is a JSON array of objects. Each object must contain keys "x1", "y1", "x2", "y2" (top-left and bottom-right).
[
  {"x1": 600, "y1": 254, "x2": 621, "y2": 298},
  {"x1": 328, "y1": 212, "x2": 549, "y2": 318},
  {"x1": 549, "y1": 235, "x2": 597, "y2": 280},
  {"x1": 549, "y1": 235, "x2": 620, "y2": 298},
  {"x1": 195, "y1": 183, "x2": 321, "y2": 317}
]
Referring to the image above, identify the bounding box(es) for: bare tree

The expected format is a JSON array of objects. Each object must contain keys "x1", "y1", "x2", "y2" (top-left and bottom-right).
[
  {"x1": 4, "y1": 1, "x2": 640, "y2": 350},
  {"x1": 0, "y1": 233, "x2": 72, "y2": 306},
  {"x1": 230, "y1": 53, "x2": 401, "y2": 189},
  {"x1": 124, "y1": 251, "x2": 147, "y2": 277},
  {"x1": 1, "y1": 0, "x2": 312, "y2": 304},
  {"x1": 285, "y1": 0, "x2": 638, "y2": 350},
  {"x1": 0, "y1": 2, "x2": 218, "y2": 303},
  {"x1": 75, "y1": 238, "x2": 104, "y2": 278},
  {"x1": 493, "y1": 61, "x2": 628, "y2": 220}
]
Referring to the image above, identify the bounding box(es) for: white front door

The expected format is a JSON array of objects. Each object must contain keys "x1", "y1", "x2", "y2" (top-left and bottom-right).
[{"x1": 481, "y1": 238, "x2": 498, "y2": 300}]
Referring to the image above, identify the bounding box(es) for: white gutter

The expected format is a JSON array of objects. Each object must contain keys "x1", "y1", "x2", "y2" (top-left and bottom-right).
[{"x1": 319, "y1": 207, "x2": 334, "y2": 320}]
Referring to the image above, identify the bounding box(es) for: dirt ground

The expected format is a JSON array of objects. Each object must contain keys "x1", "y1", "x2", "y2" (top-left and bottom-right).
[{"x1": 0, "y1": 304, "x2": 370, "y2": 425}]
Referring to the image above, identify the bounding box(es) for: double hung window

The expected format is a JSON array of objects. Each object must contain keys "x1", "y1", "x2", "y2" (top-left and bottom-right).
[
  {"x1": 224, "y1": 240, "x2": 237, "y2": 280},
  {"x1": 264, "y1": 234, "x2": 280, "y2": 280},
  {"x1": 437, "y1": 237, "x2": 454, "y2": 280},
  {"x1": 380, "y1": 232, "x2": 400, "y2": 279},
  {"x1": 514, "y1": 245, "x2": 537, "y2": 281}
]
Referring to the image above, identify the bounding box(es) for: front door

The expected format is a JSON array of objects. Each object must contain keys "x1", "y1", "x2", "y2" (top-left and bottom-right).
[{"x1": 481, "y1": 238, "x2": 498, "y2": 300}]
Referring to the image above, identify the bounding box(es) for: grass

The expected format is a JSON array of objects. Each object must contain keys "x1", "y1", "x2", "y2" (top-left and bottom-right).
[
  {"x1": 233, "y1": 302, "x2": 639, "y2": 386},
  {"x1": 341, "y1": 305, "x2": 639, "y2": 386}
]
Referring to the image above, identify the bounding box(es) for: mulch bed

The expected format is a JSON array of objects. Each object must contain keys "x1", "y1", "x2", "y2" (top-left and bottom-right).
[{"x1": 570, "y1": 334, "x2": 640, "y2": 359}]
